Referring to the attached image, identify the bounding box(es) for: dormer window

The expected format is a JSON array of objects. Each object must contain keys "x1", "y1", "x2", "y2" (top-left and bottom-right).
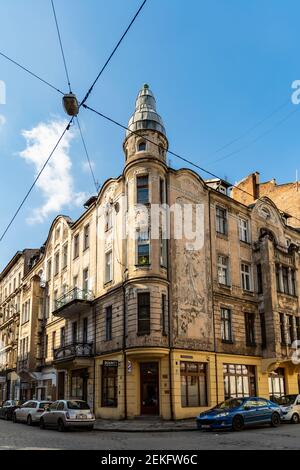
[{"x1": 137, "y1": 141, "x2": 146, "y2": 152}]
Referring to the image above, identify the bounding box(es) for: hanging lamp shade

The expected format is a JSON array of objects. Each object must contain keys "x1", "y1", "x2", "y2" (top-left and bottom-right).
[{"x1": 63, "y1": 93, "x2": 79, "y2": 116}]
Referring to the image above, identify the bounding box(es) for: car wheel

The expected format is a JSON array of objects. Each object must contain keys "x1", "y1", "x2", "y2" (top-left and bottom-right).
[
  {"x1": 232, "y1": 415, "x2": 244, "y2": 432},
  {"x1": 57, "y1": 419, "x2": 66, "y2": 432},
  {"x1": 271, "y1": 412, "x2": 281, "y2": 427},
  {"x1": 86, "y1": 425, "x2": 94, "y2": 431},
  {"x1": 12, "y1": 413, "x2": 17, "y2": 423},
  {"x1": 291, "y1": 413, "x2": 300, "y2": 424},
  {"x1": 27, "y1": 415, "x2": 32, "y2": 426},
  {"x1": 40, "y1": 418, "x2": 46, "y2": 430}
]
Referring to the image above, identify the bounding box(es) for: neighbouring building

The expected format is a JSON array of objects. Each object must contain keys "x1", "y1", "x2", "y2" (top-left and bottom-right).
[{"x1": 1, "y1": 85, "x2": 300, "y2": 419}]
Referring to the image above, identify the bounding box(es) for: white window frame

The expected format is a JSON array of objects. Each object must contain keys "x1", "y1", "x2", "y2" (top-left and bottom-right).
[
  {"x1": 105, "y1": 250, "x2": 113, "y2": 284},
  {"x1": 241, "y1": 263, "x2": 252, "y2": 291},
  {"x1": 217, "y1": 255, "x2": 230, "y2": 286},
  {"x1": 239, "y1": 217, "x2": 250, "y2": 243}
]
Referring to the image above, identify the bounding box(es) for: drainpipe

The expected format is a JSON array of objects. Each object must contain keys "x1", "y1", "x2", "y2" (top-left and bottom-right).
[
  {"x1": 208, "y1": 191, "x2": 219, "y2": 405},
  {"x1": 93, "y1": 202, "x2": 99, "y2": 415},
  {"x1": 167, "y1": 171, "x2": 174, "y2": 420}
]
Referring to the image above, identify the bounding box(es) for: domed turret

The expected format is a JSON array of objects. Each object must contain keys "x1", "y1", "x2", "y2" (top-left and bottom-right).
[{"x1": 126, "y1": 84, "x2": 166, "y2": 137}]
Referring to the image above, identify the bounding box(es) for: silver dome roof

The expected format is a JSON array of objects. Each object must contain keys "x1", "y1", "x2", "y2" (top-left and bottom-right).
[{"x1": 126, "y1": 84, "x2": 166, "y2": 137}]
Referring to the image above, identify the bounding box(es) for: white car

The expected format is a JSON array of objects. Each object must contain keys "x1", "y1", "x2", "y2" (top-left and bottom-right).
[
  {"x1": 275, "y1": 394, "x2": 300, "y2": 424},
  {"x1": 40, "y1": 400, "x2": 95, "y2": 431},
  {"x1": 13, "y1": 400, "x2": 52, "y2": 425}
]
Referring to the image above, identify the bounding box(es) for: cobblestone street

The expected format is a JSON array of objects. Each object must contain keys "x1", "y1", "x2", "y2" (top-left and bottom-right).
[{"x1": 0, "y1": 419, "x2": 300, "y2": 450}]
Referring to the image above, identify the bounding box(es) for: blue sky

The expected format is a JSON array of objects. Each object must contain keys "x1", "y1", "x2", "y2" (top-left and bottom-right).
[{"x1": 1, "y1": 0, "x2": 300, "y2": 268}]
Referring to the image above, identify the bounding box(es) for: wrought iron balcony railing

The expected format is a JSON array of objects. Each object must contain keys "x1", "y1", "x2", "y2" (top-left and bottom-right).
[
  {"x1": 54, "y1": 288, "x2": 94, "y2": 311},
  {"x1": 53, "y1": 342, "x2": 94, "y2": 362}
]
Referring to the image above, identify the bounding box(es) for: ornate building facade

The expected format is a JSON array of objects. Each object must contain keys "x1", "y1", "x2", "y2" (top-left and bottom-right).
[{"x1": 1, "y1": 85, "x2": 300, "y2": 419}]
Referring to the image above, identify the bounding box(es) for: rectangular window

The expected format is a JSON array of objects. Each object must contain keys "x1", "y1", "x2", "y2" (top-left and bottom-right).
[
  {"x1": 159, "y1": 178, "x2": 166, "y2": 204},
  {"x1": 180, "y1": 362, "x2": 207, "y2": 407},
  {"x1": 245, "y1": 312, "x2": 256, "y2": 346},
  {"x1": 137, "y1": 175, "x2": 149, "y2": 204},
  {"x1": 83, "y1": 318, "x2": 88, "y2": 343},
  {"x1": 101, "y1": 363, "x2": 118, "y2": 407},
  {"x1": 279, "y1": 313, "x2": 286, "y2": 345},
  {"x1": 282, "y1": 267, "x2": 289, "y2": 294},
  {"x1": 218, "y1": 255, "x2": 230, "y2": 286},
  {"x1": 105, "y1": 251, "x2": 112, "y2": 283},
  {"x1": 47, "y1": 260, "x2": 52, "y2": 281},
  {"x1": 239, "y1": 218, "x2": 250, "y2": 243},
  {"x1": 287, "y1": 315, "x2": 294, "y2": 345},
  {"x1": 241, "y1": 263, "x2": 252, "y2": 291},
  {"x1": 52, "y1": 331, "x2": 56, "y2": 352},
  {"x1": 223, "y1": 364, "x2": 256, "y2": 399},
  {"x1": 54, "y1": 252, "x2": 60, "y2": 276},
  {"x1": 137, "y1": 292, "x2": 150, "y2": 335},
  {"x1": 45, "y1": 295, "x2": 50, "y2": 319},
  {"x1": 296, "y1": 317, "x2": 300, "y2": 341},
  {"x1": 216, "y1": 206, "x2": 227, "y2": 235},
  {"x1": 137, "y1": 231, "x2": 150, "y2": 266},
  {"x1": 60, "y1": 327, "x2": 65, "y2": 347},
  {"x1": 105, "y1": 306, "x2": 112, "y2": 341},
  {"x1": 161, "y1": 294, "x2": 167, "y2": 335},
  {"x1": 73, "y1": 275, "x2": 78, "y2": 289},
  {"x1": 269, "y1": 368, "x2": 285, "y2": 399},
  {"x1": 73, "y1": 234, "x2": 79, "y2": 259},
  {"x1": 160, "y1": 228, "x2": 167, "y2": 267},
  {"x1": 83, "y1": 268, "x2": 89, "y2": 292},
  {"x1": 221, "y1": 308, "x2": 232, "y2": 343},
  {"x1": 257, "y1": 264, "x2": 263, "y2": 294},
  {"x1": 62, "y1": 243, "x2": 68, "y2": 268},
  {"x1": 83, "y1": 224, "x2": 90, "y2": 250}
]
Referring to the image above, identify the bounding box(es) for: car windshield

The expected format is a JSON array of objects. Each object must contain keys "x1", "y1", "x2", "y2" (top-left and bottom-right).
[
  {"x1": 67, "y1": 401, "x2": 90, "y2": 410},
  {"x1": 274, "y1": 395, "x2": 297, "y2": 406},
  {"x1": 214, "y1": 398, "x2": 245, "y2": 410}
]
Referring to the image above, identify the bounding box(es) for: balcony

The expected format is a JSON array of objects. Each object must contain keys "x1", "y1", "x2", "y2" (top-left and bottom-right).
[
  {"x1": 53, "y1": 342, "x2": 94, "y2": 367},
  {"x1": 53, "y1": 288, "x2": 94, "y2": 319}
]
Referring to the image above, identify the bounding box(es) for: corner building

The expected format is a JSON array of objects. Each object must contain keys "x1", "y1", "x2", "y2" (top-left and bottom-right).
[{"x1": 2, "y1": 84, "x2": 300, "y2": 419}]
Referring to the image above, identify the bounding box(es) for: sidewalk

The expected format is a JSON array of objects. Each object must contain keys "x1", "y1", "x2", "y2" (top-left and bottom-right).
[{"x1": 94, "y1": 418, "x2": 197, "y2": 432}]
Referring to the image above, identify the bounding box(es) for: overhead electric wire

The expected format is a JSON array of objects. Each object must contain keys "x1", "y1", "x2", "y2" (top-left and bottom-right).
[
  {"x1": 80, "y1": 0, "x2": 148, "y2": 107},
  {"x1": 210, "y1": 106, "x2": 300, "y2": 166},
  {"x1": 205, "y1": 99, "x2": 291, "y2": 160},
  {"x1": 50, "y1": 0, "x2": 72, "y2": 93},
  {"x1": 82, "y1": 103, "x2": 300, "y2": 226},
  {"x1": 0, "y1": 51, "x2": 64, "y2": 95},
  {"x1": 0, "y1": 118, "x2": 74, "y2": 242},
  {"x1": 76, "y1": 116, "x2": 99, "y2": 193}
]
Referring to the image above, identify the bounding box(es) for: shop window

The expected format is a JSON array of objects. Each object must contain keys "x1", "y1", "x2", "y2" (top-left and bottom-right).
[
  {"x1": 269, "y1": 368, "x2": 286, "y2": 400},
  {"x1": 223, "y1": 364, "x2": 256, "y2": 400},
  {"x1": 101, "y1": 363, "x2": 118, "y2": 407},
  {"x1": 180, "y1": 362, "x2": 207, "y2": 407}
]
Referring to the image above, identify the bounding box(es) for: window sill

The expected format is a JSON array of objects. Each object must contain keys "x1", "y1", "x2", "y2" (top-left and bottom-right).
[
  {"x1": 221, "y1": 340, "x2": 234, "y2": 345},
  {"x1": 246, "y1": 343, "x2": 257, "y2": 348},
  {"x1": 135, "y1": 264, "x2": 151, "y2": 268},
  {"x1": 83, "y1": 247, "x2": 90, "y2": 253},
  {"x1": 137, "y1": 332, "x2": 150, "y2": 336},
  {"x1": 216, "y1": 232, "x2": 228, "y2": 239},
  {"x1": 240, "y1": 240, "x2": 251, "y2": 246},
  {"x1": 218, "y1": 283, "x2": 231, "y2": 290},
  {"x1": 104, "y1": 280, "x2": 113, "y2": 287},
  {"x1": 277, "y1": 291, "x2": 298, "y2": 299}
]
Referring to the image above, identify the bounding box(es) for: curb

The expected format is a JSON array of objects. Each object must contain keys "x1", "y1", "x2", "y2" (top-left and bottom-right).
[{"x1": 93, "y1": 427, "x2": 198, "y2": 433}]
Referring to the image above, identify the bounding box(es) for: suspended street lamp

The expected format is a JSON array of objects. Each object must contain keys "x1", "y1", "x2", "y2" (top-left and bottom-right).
[{"x1": 62, "y1": 93, "x2": 79, "y2": 116}]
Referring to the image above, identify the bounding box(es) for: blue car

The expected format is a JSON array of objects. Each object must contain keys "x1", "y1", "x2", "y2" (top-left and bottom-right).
[{"x1": 196, "y1": 397, "x2": 282, "y2": 431}]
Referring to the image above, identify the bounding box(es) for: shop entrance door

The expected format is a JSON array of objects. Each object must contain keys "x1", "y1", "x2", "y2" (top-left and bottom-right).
[{"x1": 140, "y1": 362, "x2": 159, "y2": 416}]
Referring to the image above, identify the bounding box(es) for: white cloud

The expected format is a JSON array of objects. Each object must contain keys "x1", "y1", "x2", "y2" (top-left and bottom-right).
[
  {"x1": 82, "y1": 160, "x2": 96, "y2": 173},
  {"x1": 19, "y1": 118, "x2": 86, "y2": 224},
  {"x1": 0, "y1": 114, "x2": 6, "y2": 127}
]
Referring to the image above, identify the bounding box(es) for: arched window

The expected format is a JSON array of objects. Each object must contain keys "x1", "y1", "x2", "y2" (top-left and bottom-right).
[{"x1": 137, "y1": 141, "x2": 146, "y2": 152}]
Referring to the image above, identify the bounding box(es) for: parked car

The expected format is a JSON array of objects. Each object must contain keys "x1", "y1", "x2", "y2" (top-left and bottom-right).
[
  {"x1": 271, "y1": 394, "x2": 300, "y2": 424},
  {"x1": 39, "y1": 400, "x2": 95, "y2": 432},
  {"x1": 0, "y1": 400, "x2": 20, "y2": 421},
  {"x1": 13, "y1": 400, "x2": 52, "y2": 425},
  {"x1": 196, "y1": 397, "x2": 282, "y2": 431}
]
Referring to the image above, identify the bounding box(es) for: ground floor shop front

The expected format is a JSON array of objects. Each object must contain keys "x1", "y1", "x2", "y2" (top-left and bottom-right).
[{"x1": 92, "y1": 349, "x2": 300, "y2": 420}]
